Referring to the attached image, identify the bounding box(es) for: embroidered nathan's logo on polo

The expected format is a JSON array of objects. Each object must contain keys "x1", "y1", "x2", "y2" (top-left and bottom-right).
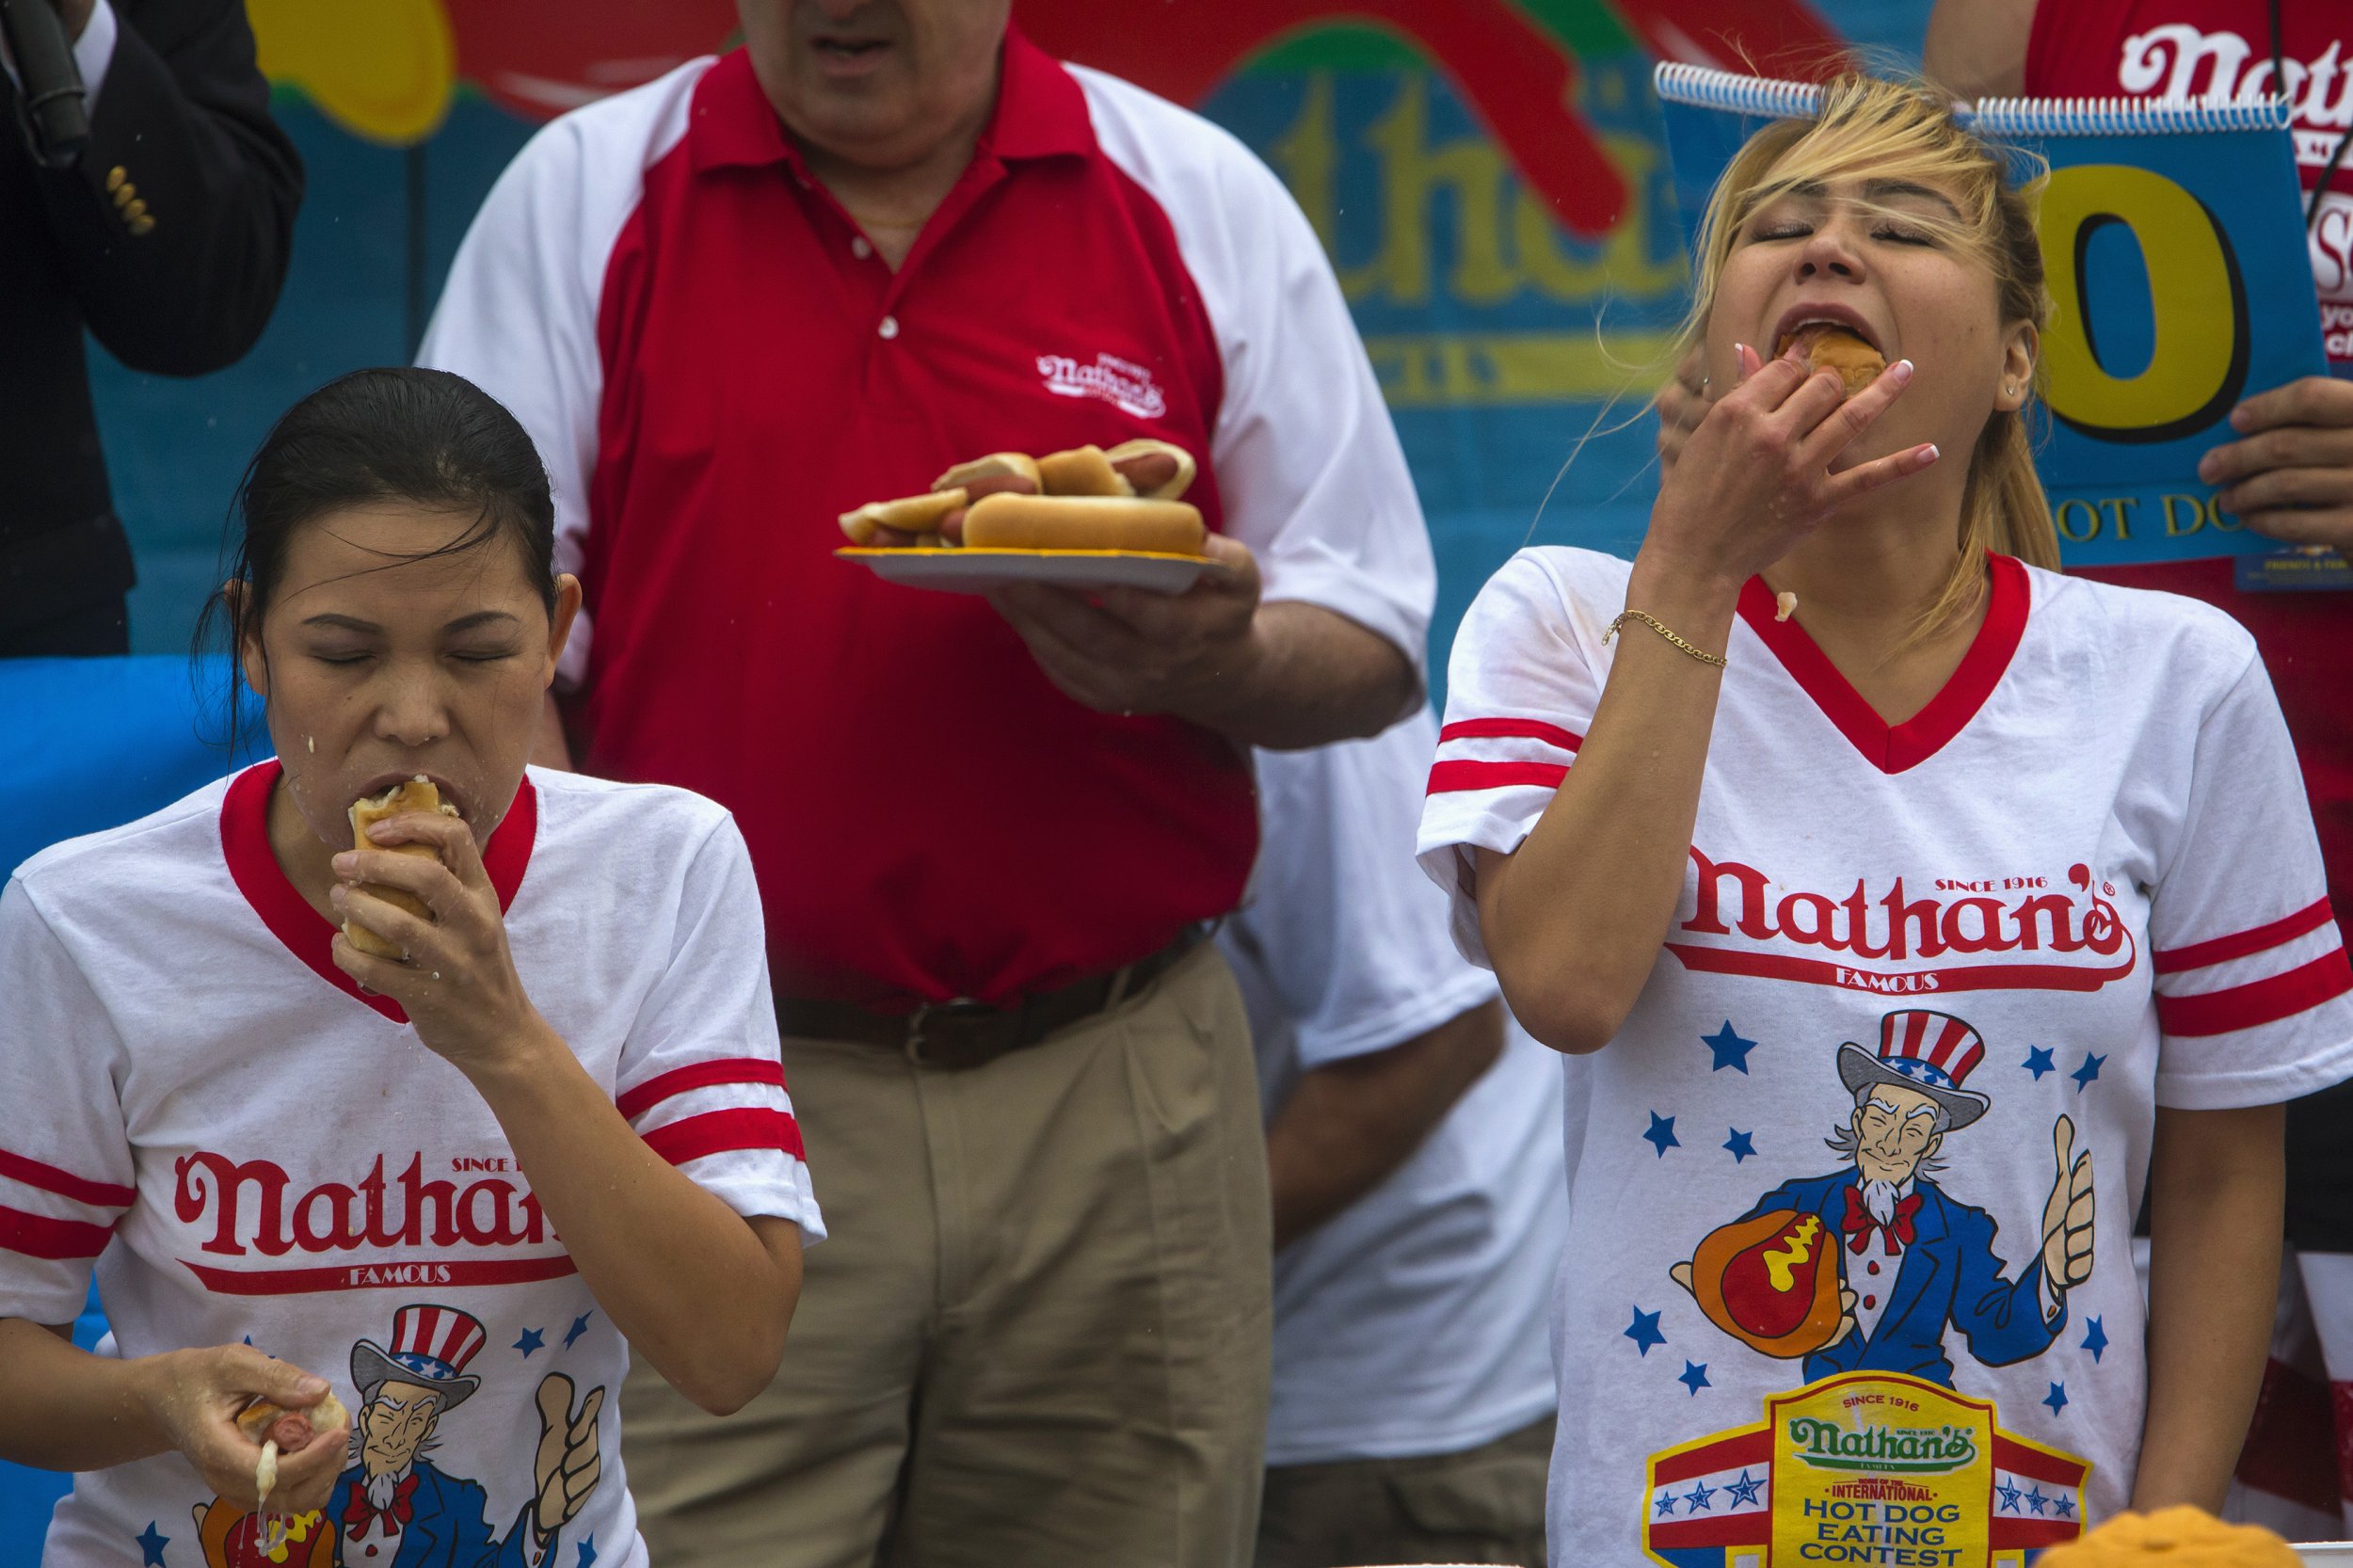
[
  {"x1": 1665, "y1": 854, "x2": 2137, "y2": 996},
  {"x1": 170, "y1": 1149, "x2": 575, "y2": 1296},
  {"x1": 1036, "y1": 351, "x2": 1168, "y2": 418},
  {"x1": 1785, "y1": 1416, "x2": 1977, "y2": 1473}
]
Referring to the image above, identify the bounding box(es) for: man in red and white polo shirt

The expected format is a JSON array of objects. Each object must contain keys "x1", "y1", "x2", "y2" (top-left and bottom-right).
[{"x1": 417, "y1": 1, "x2": 1433, "y2": 1562}]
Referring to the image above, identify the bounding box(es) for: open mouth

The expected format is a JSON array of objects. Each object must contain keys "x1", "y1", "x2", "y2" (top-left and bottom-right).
[
  {"x1": 813, "y1": 36, "x2": 891, "y2": 64},
  {"x1": 352, "y1": 770, "x2": 469, "y2": 824},
  {"x1": 1771, "y1": 306, "x2": 1884, "y2": 359}
]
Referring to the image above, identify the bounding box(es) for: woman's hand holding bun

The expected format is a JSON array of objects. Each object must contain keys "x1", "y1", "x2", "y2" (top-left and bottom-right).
[
  {"x1": 329, "y1": 810, "x2": 548, "y2": 1079},
  {"x1": 1641, "y1": 342, "x2": 1934, "y2": 597}
]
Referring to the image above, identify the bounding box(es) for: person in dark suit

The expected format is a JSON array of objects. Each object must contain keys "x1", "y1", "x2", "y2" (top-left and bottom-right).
[{"x1": 1, "y1": 0, "x2": 300, "y2": 655}]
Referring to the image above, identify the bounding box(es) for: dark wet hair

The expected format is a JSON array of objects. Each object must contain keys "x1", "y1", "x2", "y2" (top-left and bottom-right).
[{"x1": 194, "y1": 367, "x2": 558, "y2": 755}]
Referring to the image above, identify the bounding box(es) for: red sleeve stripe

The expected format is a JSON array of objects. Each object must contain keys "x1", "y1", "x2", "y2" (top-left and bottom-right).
[
  {"x1": 616, "y1": 1058, "x2": 787, "y2": 1121},
  {"x1": 640, "y1": 1108, "x2": 806, "y2": 1166},
  {"x1": 0, "y1": 1203, "x2": 114, "y2": 1261},
  {"x1": 1427, "y1": 760, "x2": 1570, "y2": 796},
  {"x1": 2157, "y1": 949, "x2": 2353, "y2": 1038},
  {"x1": 0, "y1": 1148, "x2": 134, "y2": 1210},
  {"x1": 1437, "y1": 717, "x2": 1583, "y2": 753},
  {"x1": 2152, "y1": 898, "x2": 2338, "y2": 975}
]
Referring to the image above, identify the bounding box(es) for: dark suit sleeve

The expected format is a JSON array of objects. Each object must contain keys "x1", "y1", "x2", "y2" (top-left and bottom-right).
[
  {"x1": 1945, "y1": 1201, "x2": 2065, "y2": 1368},
  {"x1": 24, "y1": 0, "x2": 302, "y2": 375}
]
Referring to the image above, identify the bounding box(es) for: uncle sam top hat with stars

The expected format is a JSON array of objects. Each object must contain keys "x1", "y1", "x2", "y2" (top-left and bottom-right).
[
  {"x1": 1835, "y1": 1009, "x2": 1993, "y2": 1131},
  {"x1": 351, "y1": 1304, "x2": 487, "y2": 1411}
]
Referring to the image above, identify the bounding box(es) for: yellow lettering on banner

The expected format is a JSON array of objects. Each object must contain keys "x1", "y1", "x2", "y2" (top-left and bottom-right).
[
  {"x1": 2096, "y1": 497, "x2": 2139, "y2": 539},
  {"x1": 2039, "y1": 165, "x2": 2249, "y2": 442},
  {"x1": 2160, "y1": 492, "x2": 2206, "y2": 536},
  {"x1": 2055, "y1": 498, "x2": 2102, "y2": 542},
  {"x1": 1366, "y1": 330, "x2": 1680, "y2": 406},
  {"x1": 1268, "y1": 72, "x2": 1686, "y2": 313}
]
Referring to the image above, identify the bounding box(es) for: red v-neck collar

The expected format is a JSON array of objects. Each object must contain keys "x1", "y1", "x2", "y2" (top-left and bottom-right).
[
  {"x1": 1737, "y1": 553, "x2": 2030, "y2": 776},
  {"x1": 220, "y1": 761, "x2": 537, "y2": 1024}
]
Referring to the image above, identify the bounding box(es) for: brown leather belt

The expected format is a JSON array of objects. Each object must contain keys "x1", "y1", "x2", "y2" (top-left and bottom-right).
[{"x1": 776, "y1": 926, "x2": 1205, "y2": 1070}]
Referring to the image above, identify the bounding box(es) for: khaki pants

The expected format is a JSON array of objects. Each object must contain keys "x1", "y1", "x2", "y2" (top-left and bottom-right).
[
  {"x1": 623, "y1": 942, "x2": 1272, "y2": 1568},
  {"x1": 1253, "y1": 1416, "x2": 1553, "y2": 1568}
]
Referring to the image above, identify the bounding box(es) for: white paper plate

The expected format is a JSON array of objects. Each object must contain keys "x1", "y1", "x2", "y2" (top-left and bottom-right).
[{"x1": 837, "y1": 547, "x2": 1220, "y2": 595}]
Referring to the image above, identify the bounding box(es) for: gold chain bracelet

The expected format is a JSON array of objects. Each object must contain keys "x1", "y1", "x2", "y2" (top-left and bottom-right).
[{"x1": 1605, "y1": 609, "x2": 1728, "y2": 668}]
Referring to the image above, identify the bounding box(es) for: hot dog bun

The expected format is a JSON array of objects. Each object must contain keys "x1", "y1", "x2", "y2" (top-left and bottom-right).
[
  {"x1": 236, "y1": 1390, "x2": 349, "y2": 1451},
  {"x1": 1775, "y1": 327, "x2": 1885, "y2": 396},
  {"x1": 840, "y1": 488, "x2": 968, "y2": 545},
  {"x1": 962, "y1": 493, "x2": 1206, "y2": 554},
  {"x1": 1034, "y1": 445, "x2": 1133, "y2": 497},
  {"x1": 344, "y1": 777, "x2": 456, "y2": 959},
  {"x1": 1103, "y1": 439, "x2": 1197, "y2": 501},
  {"x1": 933, "y1": 452, "x2": 1040, "y2": 493}
]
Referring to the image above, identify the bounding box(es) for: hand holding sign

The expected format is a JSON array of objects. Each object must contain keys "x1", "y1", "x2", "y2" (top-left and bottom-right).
[{"x1": 2199, "y1": 376, "x2": 2353, "y2": 549}]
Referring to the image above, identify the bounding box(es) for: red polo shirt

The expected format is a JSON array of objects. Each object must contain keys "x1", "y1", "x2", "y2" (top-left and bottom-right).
[{"x1": 422, "y1": 32, "x2": 1434, "y2": 1006}]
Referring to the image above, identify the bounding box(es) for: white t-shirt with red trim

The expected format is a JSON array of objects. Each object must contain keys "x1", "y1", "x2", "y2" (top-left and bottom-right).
[
  {"x1": 1418, "y1": 548, "x2": 2353, "y2": 1564},
  {"x1": 1222, "y1": 712, "x2": 1562, "y2": 1466},
  {"x1": 0, "y1": 763, "x2": 819, "y2": 1568}
]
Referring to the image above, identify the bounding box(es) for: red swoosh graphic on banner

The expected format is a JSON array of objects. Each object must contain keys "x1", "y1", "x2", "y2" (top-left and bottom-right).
[
  {"x1": 181, "y1": 1255, "x2": 577, "y2": 1295},
  {"x1": 1664, "y1": 940, "x2": 2140, "y2": 993},
  {"x1": 1018, "y1": 0, "x2": 1844, "y2": 239}
]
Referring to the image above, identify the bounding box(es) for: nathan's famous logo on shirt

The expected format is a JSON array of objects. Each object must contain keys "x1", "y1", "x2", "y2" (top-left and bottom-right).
[
  {"x1": 172, "y1": 1151, "x2": 573, "y2": 1295},
  {"x1": 1643, "y1": 1373, "x2": 2087, "y2": 1568},
  {"x1": 1667, "y1": 855, "x2": 2136, "y2": 997},
  {"x1": 1035, "y1": 350, "x2": 1168, "y2": 419}
]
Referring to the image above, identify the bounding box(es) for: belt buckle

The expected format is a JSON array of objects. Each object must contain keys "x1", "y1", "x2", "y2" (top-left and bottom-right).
[{"x1": 904, "y1": 998, "x2": 1004, "y2": 1066}]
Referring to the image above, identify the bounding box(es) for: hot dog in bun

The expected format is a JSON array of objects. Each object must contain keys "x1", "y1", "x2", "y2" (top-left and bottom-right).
[
  {"x1": 344, "y1": 777, "x2": 456, "y2": 959},
  {"x1": 962, "y1": 494, "x2": 1207, "y2": 554}
]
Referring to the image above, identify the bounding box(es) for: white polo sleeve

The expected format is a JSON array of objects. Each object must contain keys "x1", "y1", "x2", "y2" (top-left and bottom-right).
[
  {"x1": 417, "y1": 62, "x2": 704, "y2": 690},
  {"x1": 1074, "y1": 68, "x2": 1435, "y2": 685},
  {"x1": 1415, "y1": 548, "x2": 1609, "y2": 968},
  {"x1": 2145, "y1": 646, "x2": 2353, "y2": 1109},
  {"x1": 613, "y1": 817, "x2": 824, "y2": 1242},
  {"x1": 1234, "y1": 712, "x2": 1499, "y2": 1071},
  {"x1": 0, "y1": 878, "x2": 136, "y2": 1326}
]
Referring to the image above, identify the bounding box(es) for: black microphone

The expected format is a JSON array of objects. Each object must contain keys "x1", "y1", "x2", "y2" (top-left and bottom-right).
[{"x1": 0, "y1": 0, "x2": 88, "y2": 169}]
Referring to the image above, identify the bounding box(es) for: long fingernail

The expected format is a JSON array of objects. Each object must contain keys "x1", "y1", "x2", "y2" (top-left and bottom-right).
[
  {"x1": 1734, "y1": 343, "x2": 1749, "y2": 360},
  {"x1": 1919, "y1": 444, "x2": 1941, "y2": 464},
  {"x1": 1889, "y1": 359, "x2": 1914, "y2": 383}
]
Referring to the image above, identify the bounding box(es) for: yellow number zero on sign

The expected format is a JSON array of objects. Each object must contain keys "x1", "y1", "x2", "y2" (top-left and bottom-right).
[{"x1": 2038, "y1": 164, "x2": 2249, "y2": 443}]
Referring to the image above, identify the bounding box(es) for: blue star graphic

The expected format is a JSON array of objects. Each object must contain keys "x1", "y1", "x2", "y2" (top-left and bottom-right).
[
  {"x1": 1996, "y1": 1479, "x2": 2024, "y2": 1512},
  {"x1": 1654, "y1": 1488, "x2": 1679, "y2": 1519},
  {"x1": 2070, "y1": 1052, "x2": 2105, "y2": 1092},
  {"x1": 577, "y1": 1535, "x2": 598, "y2": 1568},
  {"x1": 563, "y1": 1312, "x2": 594, "y2": 1350},
  {"x1": 2022, "y1": 1047, "x2": 2057, "y2": 1080},
  {"x1": 1724, "y1": 1470, "x2": 1765, "y2": 1510},
  {"x1": 1677, "y1": 1360, "x2": 1710, "y2": 1396},
  {"x1": 135, "y1": 1523, "x2": 169, "y2": 1568},
  {"x1": 1722, "y1": 1128, "x2": 1757, "y2": 1163},
  {"x1": 1643, "y1": 1112, "x2": 1680, "y2": 1158},
  {"x1": 2081, "y1": 1317, "x2": 2107, "y2": 1364},
  {"x1": 2043, "y1": 1382, "x2": 2069, "y2": 1416},
  {"x1": 1702, "y1": 1020, "x2": 1757, "y2": 1073},
  {"x1": 1684, "y1": 1480, "x2": 1718, "y2": 1512},
  {"x1": 1625, "y1": 1305, "x2": 1666, "y2": 1356},
  {"x1": 2056, "y1": 1494, "x2": 2076, "y2": 1518},
  {"x1": 2025, "y1": 1485, "x2": 2050, "y2": 1516},
  {"x1": 514, "y1": 1326, "x2": 546, "y2": 1357}
]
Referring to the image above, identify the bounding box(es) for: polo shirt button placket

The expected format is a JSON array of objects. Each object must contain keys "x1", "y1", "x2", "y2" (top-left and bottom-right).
[{"x1": 877, "y1": 314, "x2": 900, "y2": 341}]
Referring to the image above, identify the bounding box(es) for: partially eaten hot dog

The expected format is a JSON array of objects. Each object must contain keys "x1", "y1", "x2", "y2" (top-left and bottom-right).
[
  {"x1": 239, "y1": 1389, "x2": 348, "y2": 1519},
  {"x1": 840, "y1": 438, "x2": 1206, "y2": 554},
  {"x1": 344, "y1": 778, "x2": 456, "y2": 960},
  {"x1": 1775, "y1": 326, "x2": 1885, "y2": 396}
]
